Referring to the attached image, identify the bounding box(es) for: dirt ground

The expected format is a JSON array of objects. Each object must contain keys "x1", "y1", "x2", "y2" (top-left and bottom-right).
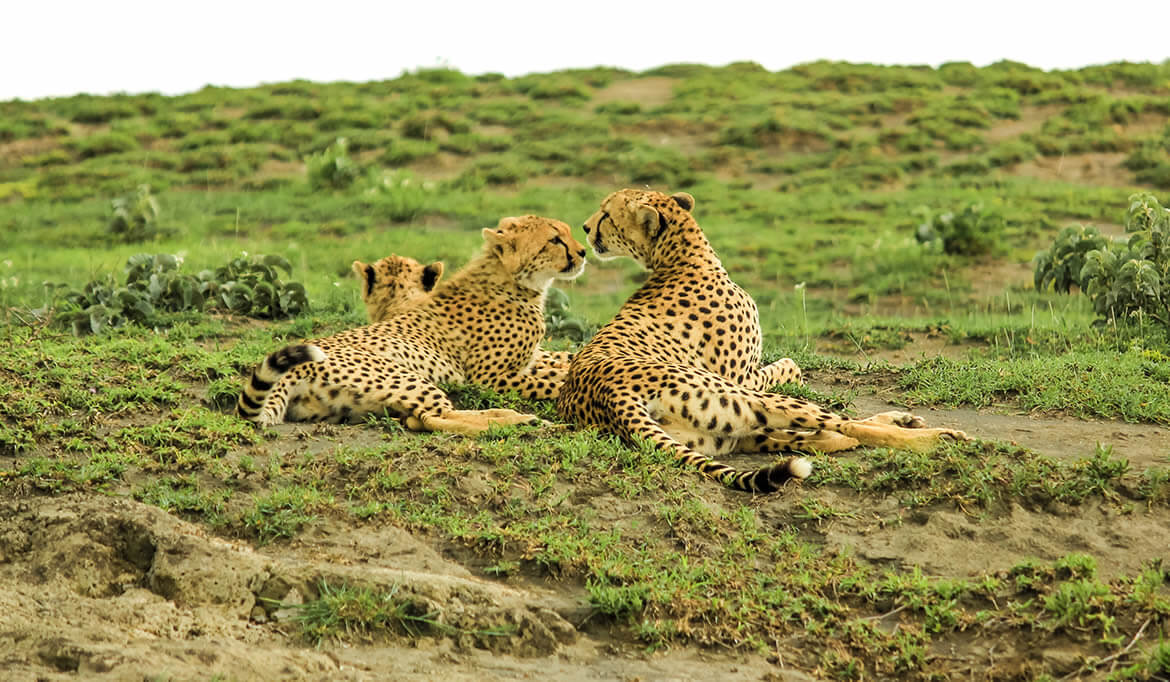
[
  {"x1": 2, "y1": 377, "x2": 1167, "y2": 680},
  {"x1": 0, "y1": 494, "x2": 807, "y2": 681}
]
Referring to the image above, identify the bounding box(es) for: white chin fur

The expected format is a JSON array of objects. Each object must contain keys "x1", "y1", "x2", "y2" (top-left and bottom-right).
[
  {"x1": 790, "y1": 457, "x2": 812, "y2": 479},
  {"x1": 590, "y1": 247, "x2": 622, "y2": 261},
  {"x1": 555, "y1": 260, "x2": 587, "y2": 281}
]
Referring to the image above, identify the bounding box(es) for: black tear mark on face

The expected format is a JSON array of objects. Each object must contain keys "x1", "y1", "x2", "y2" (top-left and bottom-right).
[{"x1": 593, "y1": 212, "x2": 610, "y2": 254}]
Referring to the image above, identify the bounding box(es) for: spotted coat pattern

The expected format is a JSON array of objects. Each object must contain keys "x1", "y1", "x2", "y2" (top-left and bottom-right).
[
  {"x1": 355, "y1": 253, "x2": 573, "y2": 371},
  {"x1": 557, "y1": 189, "x2": 968, "y2": 493},
  {"x1": 237, "y1": 216, "x2": 587, "y2": 435}
]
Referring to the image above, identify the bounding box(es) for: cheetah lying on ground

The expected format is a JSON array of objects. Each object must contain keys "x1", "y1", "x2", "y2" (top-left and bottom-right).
[
  {"x1": 352, "y1": 253, "x2": 444, "y2": 322},
  {"x1": 557, "y1": 189, "x2": 968, "y2": 493},
  {"x1": 354, "y1": 253, "x2": 575, "y2": 375},
  {"x1": 237, "y1": 216, "x2": 587, "y2": 435}
]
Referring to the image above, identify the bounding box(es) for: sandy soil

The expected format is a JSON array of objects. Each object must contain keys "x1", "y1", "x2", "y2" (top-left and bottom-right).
[{"x1": 0, "y1": 494, "x2": 809, "y2": 681}]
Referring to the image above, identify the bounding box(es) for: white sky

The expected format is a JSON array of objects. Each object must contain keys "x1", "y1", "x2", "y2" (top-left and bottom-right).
[{"x1": 4, "y1": 0, "x2": 1169, "y2": 101}]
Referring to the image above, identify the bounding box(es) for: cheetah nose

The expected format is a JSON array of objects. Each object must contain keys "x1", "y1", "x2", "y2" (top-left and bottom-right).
[
  {"x1": 577, "y1": 248, "x2": 586, "y2": 258},
  {"x1": 582, "y1": 224, "x2": 590, "y2": 235}
]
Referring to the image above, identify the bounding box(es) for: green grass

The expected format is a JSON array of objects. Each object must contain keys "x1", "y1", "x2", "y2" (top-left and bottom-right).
[{"x1": 4, "y1": 59, "x2": 1170, "y2": 679}]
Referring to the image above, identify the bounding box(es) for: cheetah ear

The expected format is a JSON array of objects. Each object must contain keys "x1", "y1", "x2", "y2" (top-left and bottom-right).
[
  {"x1": 422, "y1": 262, "x2": 444, "y2": 291},
  {"x1": 496, "y1": 216, "x2": 521, "y2": 230},
  {"x1": 352, "y1": 260, "x2": 376, "y2": 297},
  {"x1": 482, "y1": 227, "x2": 510, "y2": 245},
  {"x1": 632, "y1": 203, "x2": 659, "y2": 234},
  {"x1": 482, "y1": 227, "x2": 521, "y2": 271},
  {"x1": 671, "y1": 192, "x2": 695, "y2": 212}
]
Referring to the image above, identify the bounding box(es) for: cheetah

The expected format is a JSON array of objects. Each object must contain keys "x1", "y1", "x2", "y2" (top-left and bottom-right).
[
  {"x1": 353, "y1": 253, "x2": 574, "y2": 370},
  {"x1": 352, "y1": 253, "x2": 444, "y2": 322},
  {"x1": 237, "y1": 215, "x2": 587, "y2": 435},
  {"x1": 557, "y1": 189, "x2": 968, "y2": 493}
]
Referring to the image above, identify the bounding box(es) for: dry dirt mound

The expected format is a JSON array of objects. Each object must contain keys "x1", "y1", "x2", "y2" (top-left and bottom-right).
[{"x1": 0, "y1": 494, "x2": 790, "y2": 681}]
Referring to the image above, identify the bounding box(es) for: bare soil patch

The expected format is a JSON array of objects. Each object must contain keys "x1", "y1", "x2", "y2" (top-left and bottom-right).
[
  {"x1": 1012, "y1": 152, "x2": 1132, "y2": 187},
  {"x1": 591, "y1": 77, "x2": 678, "y2": 109},
  {"x1": 809, "y1": 373, "x2": 1170, "y2": 470}
]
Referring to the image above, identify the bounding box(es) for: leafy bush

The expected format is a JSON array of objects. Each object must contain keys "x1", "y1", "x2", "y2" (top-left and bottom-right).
[
  {"x1": 108, "y1": 184, "x2": 161, "y2": 242},
  {"x1": 1033, "y1": 225, "x2": 1111, "y2": 293},
  {"x1": 305, "y1": 137, "x2": 363, "y2": 190},
  {"x1": 53, "y1": 253, "x2": 309, "y2": 335},
  {"x1": 1035, "y1": 193, "x2": 1170, "y2": 327},
  {"x1": 913, "y1": 202, "x2": 1005, "y2": 255},
  {"x1": 544, "y1": 288, "x2": 594, "y2": 342},
  {"x1": 209, "y1": 253, "x2": 309, "y2": 318}
]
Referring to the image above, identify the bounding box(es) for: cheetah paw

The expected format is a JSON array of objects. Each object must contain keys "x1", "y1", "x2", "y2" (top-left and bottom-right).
[{"x1": 867, "y1": 411, "x2": 927, "y2": 429}]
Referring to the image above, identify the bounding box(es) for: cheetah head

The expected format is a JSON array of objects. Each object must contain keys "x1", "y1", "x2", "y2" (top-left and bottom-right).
[
  {"x1": 582, "y1": 189, "x2": 695, "y2": 266},
  {"x1": 351, "y1": 254, "x2": 444, "y2": 322},
  {"x1": 482, "y1": 215, "x2": 587, "y2": 291}
]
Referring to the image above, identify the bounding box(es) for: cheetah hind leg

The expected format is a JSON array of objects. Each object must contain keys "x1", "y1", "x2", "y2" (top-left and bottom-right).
[{"x1": 403, "y1": 408, "x2": 541, "y2": 436}]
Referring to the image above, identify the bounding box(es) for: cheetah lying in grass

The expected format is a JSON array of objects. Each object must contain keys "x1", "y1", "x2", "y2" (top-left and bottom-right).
[
  {"x1": 237, "y1": 216, "x2": 587, "y2": 435},
  {"x1": 354, "y1": 252, "x2": 574, "y2": 372},
  {"x1": 557, "y1": 189, "x2": 968, "y2": 493}
]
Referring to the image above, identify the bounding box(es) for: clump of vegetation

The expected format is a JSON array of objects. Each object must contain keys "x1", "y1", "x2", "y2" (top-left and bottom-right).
[
  {"x1": 544, "y1": 287, "x2": 594, "y2": 342},
  {"x1": 208, "y1": 252, "x2": 310, "y2": 318},
  {"x1": 53, "y1": 252, "x2": 308, "y2": 334},
  {"x1": 305, "y1": 137, "x2": 363, "y2": 190},
  {"x1": 363, "y1": 170, "x2": 434, "y2": 222},
  {"x1": 1033, "y1": 224, "x2": 1112, "y2": 293},
  {"x1": 108, "y1": 184, "x2": 161, "y2": 242},
  {"x1": 1035, "y1": 192, "x2": 1170, "y2": 327},
  {"x1": 913, "y1": 201, "x2": 1005, "y2": 255}
]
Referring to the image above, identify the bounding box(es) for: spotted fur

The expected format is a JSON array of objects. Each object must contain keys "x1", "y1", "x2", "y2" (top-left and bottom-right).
[
  {"x1": 353, "y1": 253, "x2": 573, "y2": 369},
  {"x1": 237, "y1": 216, "x2": 587, "y2": 435},
  {"x1": 557, "y1": 189, "x2": 968, "y2": 493},
  {"x1": 352, "y1": 253, "x2": 445, "y2": 322}
]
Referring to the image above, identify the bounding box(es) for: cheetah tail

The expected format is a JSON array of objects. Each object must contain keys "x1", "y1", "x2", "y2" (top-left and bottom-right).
[
  {"x1": 236, "y1": 344, "x2": 326, "y2": 422},
  {"x1": 706, "y1": 456, "x2": 812, "y2": 493}
]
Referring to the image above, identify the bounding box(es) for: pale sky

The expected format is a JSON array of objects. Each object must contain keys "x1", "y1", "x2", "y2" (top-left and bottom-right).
[{"x1": 4, "y1": 0, "x2": 1168, "y2": 101}]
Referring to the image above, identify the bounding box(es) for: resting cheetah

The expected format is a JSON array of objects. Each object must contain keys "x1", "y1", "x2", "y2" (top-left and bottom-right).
[
  {"x1": 237, "y1": 216, "x2": 587, "y2": 435},
  {"x1": 353, "y1": 253, "x2": 575, "y2": 371},
  {"x1": 352, "y1": 253, "x2": 444, "y2": 322},
  {"x1": 557, "y1": 189, "x2": 968, "y2": 493}
]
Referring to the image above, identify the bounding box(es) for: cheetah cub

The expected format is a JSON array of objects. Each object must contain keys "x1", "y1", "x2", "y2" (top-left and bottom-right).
[{"x1": 352, "y1": 253, "x2": 444, "y2": 322}]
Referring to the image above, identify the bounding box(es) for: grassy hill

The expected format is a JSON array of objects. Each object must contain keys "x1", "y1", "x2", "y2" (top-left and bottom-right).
[{"x1": 1, "y1": 61, "x2": 1169, "y2": 680}]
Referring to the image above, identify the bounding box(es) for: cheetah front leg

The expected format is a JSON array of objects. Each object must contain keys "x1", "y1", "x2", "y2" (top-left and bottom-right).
[{"x1": 404, "y1": 409, "x2": 541, "y2": 436}]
